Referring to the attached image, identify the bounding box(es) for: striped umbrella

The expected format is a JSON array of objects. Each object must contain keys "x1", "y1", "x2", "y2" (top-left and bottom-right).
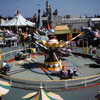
[
  {"x1": 0, "y1": 80, "x2": 11, "y2": 96},
  {"x1": 21, "y1": 88, "x2": 63, "y2": 100}
]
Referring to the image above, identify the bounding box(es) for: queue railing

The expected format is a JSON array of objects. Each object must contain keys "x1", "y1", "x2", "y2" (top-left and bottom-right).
[{"x1": 0, "y1": 72, "x2": 100, "y2": 90}]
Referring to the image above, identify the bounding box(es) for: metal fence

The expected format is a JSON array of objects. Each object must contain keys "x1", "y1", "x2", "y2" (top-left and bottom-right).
[
  {"x1": 1, "y1": 73, "x2": 100, "y2": 90},
  {"x1": 1, "y1": 48, "x2": 35, "y2": 62},
  {"x1": 1, "y1": 49, "x2": 20, "y2": 61}
]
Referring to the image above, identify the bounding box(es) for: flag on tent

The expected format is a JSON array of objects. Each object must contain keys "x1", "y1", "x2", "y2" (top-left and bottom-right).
[
  {"x1": 21, "y1": 88, "x2": 63, "y2": 100},
  {"x1": 0, "y1": 80, "x2": 11, "y2": 96}
]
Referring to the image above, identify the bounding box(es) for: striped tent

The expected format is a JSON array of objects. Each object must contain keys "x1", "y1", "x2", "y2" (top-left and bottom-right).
[
  {"x1": 0, "y1": 80, "x2": 11, "y2": 96},
  {"x1": 21, "y1": 88, "x2": 63, "y2": 100},
  {"x1": 1, "y1": 10, "x2": 35, "y2": 27}
]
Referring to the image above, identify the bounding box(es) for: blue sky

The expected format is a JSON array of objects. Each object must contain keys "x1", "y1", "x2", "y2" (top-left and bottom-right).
[{"x1": 0, "y1": 0, "x2": 100, "y2": 17}]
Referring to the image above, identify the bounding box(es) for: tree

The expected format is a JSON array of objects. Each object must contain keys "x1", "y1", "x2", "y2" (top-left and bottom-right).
[
  {"x1": 32, "y1": 13, "x2": 37, "y2": 23},
  {"x1": 53, "y1": 9, "x2": 58, "y2": 15},
  {"x1": 7, "y1": 16, "x2": 12, "y2": 20},
  {"x1": 0, "y1": 15, "x2": 3, "y2": 24},
  {"x1": 0, "y1": 15, "x2": 3, "y2": 19}
]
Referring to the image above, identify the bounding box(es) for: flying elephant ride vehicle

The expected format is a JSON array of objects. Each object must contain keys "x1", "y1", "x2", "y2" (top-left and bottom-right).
[
  {"x1": 15, "y1": 50, "x2": 28, "y2": 60},
  {"x1": 0, "y1": 60, "x2": 12, "y2": 75}
]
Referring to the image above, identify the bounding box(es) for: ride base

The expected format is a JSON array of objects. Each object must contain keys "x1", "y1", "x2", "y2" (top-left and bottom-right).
[{"x1": 44, "y1": 60, "x2": 62, "y2": 72}]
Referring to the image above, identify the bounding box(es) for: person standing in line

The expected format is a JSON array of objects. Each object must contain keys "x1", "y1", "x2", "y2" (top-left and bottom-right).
[
  {"x1": 92, "y1": 47, "x2": 96, "y2": 55},
  {"x1": 88, "y1": 45, "x2": 93, "y2": 54},
  {"x1": 92, "y1": 47, "x2": 97, "y2": 58}
]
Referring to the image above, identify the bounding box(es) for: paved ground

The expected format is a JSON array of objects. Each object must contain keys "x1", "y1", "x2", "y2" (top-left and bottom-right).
[
  {"x1": 6, "y1": 54, "x2": 99, "y2": 81},
  {"x1": 2, "y1": 82, "x2": 100, "y2": 100}
]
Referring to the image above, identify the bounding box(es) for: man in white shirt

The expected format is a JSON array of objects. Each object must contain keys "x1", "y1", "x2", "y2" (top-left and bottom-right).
[{"x1": 2, "y1": 60, "x2": 7, "y2": 68}]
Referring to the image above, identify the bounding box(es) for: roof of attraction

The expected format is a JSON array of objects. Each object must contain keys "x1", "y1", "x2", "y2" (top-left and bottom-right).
[{"x1": 54, "y1": 25, "x2": 71, "y2": 34}]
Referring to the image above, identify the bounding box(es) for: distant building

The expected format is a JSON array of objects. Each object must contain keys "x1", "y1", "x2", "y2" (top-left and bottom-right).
[
  {"x1": 91, "y1": 18, "x2": 100, "y2": 30},
  {"x1": 66, "y1": 14, "x2": 81, "y2": 19},
  {"x1": 62, "y1": 15, "x2": 100, "y2": 31},
  {"x1": 42, "y1": 0, "x2": 52, "y2": 29},
  {"x1": 62, "y1": 14, "x2": 89, "y2": 31},
  {"x1": 41, "y1": 1, "x2": 100, "y2": 33},
  {"x1": 52, "y1": 15, "x2": 62, "y2": 27}
]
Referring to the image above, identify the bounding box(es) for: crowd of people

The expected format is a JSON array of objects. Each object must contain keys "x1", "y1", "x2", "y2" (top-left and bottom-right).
[
  {"x1": 81, "y1": 27, "x2": 100, "y2": 47},
  {"x1": 0, "y1": 28, "x2": 40, "y2": 48},
  {"x1": 88, "y1": 45, "x2": 97, "y2": 54}
]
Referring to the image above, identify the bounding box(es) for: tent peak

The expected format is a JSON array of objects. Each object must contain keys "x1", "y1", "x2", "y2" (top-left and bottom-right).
[
  {"x1": 17, "y1": 9, "x2": 20, "y2": 15},
  {"x1": 40, "y1": 85, "x2": 43, "y2": 89}
]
